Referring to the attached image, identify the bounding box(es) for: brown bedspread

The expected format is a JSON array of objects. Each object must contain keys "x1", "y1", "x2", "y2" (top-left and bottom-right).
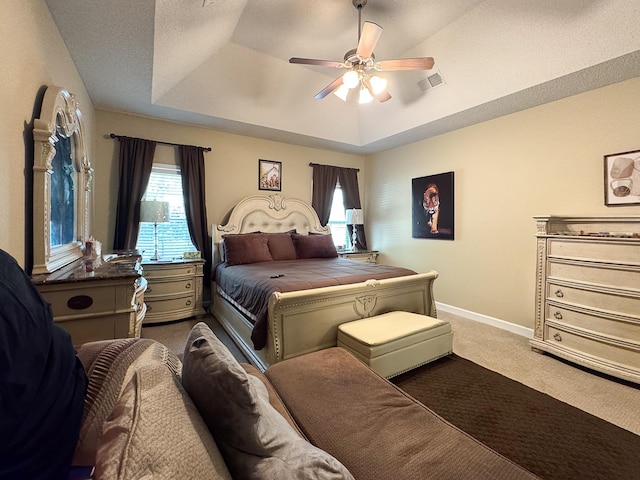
[{"x1": 214, "y1": 258, "x2": 416, "y2": 349}]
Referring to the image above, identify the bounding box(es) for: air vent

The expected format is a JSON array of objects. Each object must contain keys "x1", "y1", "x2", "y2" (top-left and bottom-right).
[{"x1": 418, "y1": 70, "x2": 445, "y2": 92}]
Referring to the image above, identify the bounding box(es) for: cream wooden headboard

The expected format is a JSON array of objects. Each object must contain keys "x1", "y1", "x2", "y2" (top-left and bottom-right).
[{"x1": 212, "y1": 194, "x2": 330, "y2": 265}]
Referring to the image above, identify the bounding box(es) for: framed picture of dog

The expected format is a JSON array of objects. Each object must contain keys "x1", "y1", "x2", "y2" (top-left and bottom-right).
[
  {"x1": 604, "y1": 149, "x2": 640, "y2": 206},
  {"x1": 412, "y1": 171, "x2": 454, "y2": 240}
]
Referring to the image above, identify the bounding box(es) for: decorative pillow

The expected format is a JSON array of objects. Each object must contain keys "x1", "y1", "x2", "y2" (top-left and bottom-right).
[
  {"x1": 223, "y1": 233, "x2": 272, "y2": 266},
  {"x1": 181, "y1": 322, "x2": 354, "y2": 480},
  {"x1": 94, "y1": 363, "x2": 232, "y2": 480},
  {"x1": 291, "y1": 233, "x2": 339, "y2": 259},
  {"x1": 265, "y1": 232, "x2": 297, "y2": 261},
  {"x1": 73, "y1": 338, "x2": 181, "y2": 466}
]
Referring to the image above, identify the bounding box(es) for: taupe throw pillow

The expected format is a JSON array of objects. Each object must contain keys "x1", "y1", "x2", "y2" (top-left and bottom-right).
[{"x1": 181, "y1": 322, "x2": 354, "y2": 480}]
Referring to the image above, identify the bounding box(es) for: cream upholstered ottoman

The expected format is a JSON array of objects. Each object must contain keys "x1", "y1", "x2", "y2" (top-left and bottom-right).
[{"x1": 337, "y1": 311, "x2": 453, "y2": 378}]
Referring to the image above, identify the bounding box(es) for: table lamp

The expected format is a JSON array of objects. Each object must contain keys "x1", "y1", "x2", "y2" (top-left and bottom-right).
[
  {"x1": 140, "y1": 201, "x2": 170, "y2": 260},
  {"x1": 345, "y1": 208, "x2": 364, "y2": 251}
]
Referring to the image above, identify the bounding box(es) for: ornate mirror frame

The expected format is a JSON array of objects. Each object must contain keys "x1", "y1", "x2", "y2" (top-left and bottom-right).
[{"x1": 32, "y1": 86, "x2": 93, "y2": 274}]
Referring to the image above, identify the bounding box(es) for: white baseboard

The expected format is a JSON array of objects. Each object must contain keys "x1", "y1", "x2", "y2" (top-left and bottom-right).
[{"x1": 436, "y1": 302, "x2": 534, "y2": 339}]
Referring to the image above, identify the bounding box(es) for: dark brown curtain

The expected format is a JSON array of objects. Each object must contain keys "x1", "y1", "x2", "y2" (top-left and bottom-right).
[
  {"x1": 178, "y1": 145, "x2": 212, "y2": 283},
  {"x1": 339, "y1": 168, "x2": 368, "y2": 250},
  {"x1": 311, "y1": 164, "x2": 340, "y2": 226},
  {"x1": 112, "y1": 137, "x2": 156, "y2": 250}
]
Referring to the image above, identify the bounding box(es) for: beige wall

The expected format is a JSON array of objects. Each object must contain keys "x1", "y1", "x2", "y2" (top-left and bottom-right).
[
  {"x1": 0, "y1": 0, "x2": 94, "y2": 267},
  {"x1": 94, "y1": 111, "x2": 365, "y2": 251},
  {"x1": 366, "y1": 77, "x2": 640, "y2": 330}
]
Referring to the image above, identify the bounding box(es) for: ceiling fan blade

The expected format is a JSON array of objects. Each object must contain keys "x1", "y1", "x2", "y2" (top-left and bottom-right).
[
  {"x1": 375, "y1": 57, "x2": 435, "y2": 71},
  {"x1": 364, "y1": 78, "x2": 392, "y2": 103},
  {"x1": 356, "y1": 21, "x2": 383, "y2": 59},
  {"x1": 289, "y1": 57, "x2": 344, "y2": 68},
  {"x1": 314, "y1": 76, "x2": 344, "y2": 99}
]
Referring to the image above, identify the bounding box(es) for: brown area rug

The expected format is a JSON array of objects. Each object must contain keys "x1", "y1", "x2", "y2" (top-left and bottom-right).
[{"x1": 392, "y1": 354, "x2": 640, "y2": 480}]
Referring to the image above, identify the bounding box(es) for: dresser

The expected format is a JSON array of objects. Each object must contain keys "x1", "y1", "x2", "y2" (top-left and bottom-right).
[
  {"x1": 532, "y1": 215, "x2": 640, "y2": 383},
  {"x1": 338, "y1": 250, "x2": 379, "y2": 263},
  {"x1": 142, "y1": 259, "x2": 206, "y2": 324},
  {"x1": 32, "y1": 256, "x2": 146, "y2": 347}
]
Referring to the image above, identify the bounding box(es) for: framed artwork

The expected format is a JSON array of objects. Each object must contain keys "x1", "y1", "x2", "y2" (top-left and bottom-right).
[
  {"x1": 604, "y1": 149, "x2": 640, "y2": 206},
  {"x1": 258, "y1": 159, "x2": 282, "y2": 191},
  {"x1": 412, "y1": 171, "x2": 454, "y2": 240}
]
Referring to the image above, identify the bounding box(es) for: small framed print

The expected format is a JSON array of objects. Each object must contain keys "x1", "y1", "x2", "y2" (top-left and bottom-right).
[
  {"x1": 259, "y1": 159, "x2": 281, "y2": 191},
  {"x1": 604, "y1": 149, "x2": 640, "y2": 206}
]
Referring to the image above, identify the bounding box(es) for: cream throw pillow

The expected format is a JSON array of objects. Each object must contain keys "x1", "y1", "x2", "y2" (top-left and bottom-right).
[
  {"x1": 182, "y1": 322, "x2": 354, "y2": 480},
  {"x1": 94, "y1": 363, "x2": 232, "y2": 480}
]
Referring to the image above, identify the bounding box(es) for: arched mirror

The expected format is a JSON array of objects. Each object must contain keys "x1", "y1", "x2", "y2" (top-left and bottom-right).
[{"x1": 32, "y1": 86, "x2": 93, "y2": 274}]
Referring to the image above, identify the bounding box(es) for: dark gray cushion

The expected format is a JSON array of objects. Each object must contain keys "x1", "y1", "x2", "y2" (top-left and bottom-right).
[{"x1": 181, "y1": 322, "x2": 354, "y2": 480}]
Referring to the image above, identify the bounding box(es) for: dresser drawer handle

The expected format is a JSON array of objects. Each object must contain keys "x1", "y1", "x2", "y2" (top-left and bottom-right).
[
  {"x1": 554, "y1": 311, "x2": 563, "y2": 320},
  {"x1": 553, "y1": 333, "x2": 562, "y2": 342},
  {"x1": 146, "y1": 287, "x2": 152, "y2": 293},
  {"x1": 185, "y1": 282, "x2": 192, "y2": 290},
  {"x1": 185, "y1": 299, "x2": 192, "y2": 306},
  {"x1": 147, "y1": 305, "x2": 152, "y2": 311},
  {"x1": 554, "y1": 289, "x2": 564, "y2": 298}
]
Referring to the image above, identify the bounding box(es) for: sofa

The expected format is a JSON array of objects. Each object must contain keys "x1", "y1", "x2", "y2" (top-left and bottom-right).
[{"x1": 70, "y1": 321, "x2": 539, "y2": 480}]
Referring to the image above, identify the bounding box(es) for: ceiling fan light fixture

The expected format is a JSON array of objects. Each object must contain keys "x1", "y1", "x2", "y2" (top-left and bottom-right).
[
  {"x1": 343, "y1": 70, "x2": 360, "y2": 89},
  {"x1": 333, "y1": 84, "x2": 350, "y2": 101},
  {"x1": 358, "y1": 86, "x2": 373, "y2": 104},
  {"x1": 369, "y1": 75, "x2": 387, "y2": 95}
]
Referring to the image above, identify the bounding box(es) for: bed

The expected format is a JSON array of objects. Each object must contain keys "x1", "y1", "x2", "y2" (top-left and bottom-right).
[{"x1": 211, "y1": 194, "x2": 438, "y2": 371}]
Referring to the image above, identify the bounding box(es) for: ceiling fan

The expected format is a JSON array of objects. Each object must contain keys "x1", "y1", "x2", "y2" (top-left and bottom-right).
[{"x1": 289, "y1": 0, "x2": 435, "y2": 103}]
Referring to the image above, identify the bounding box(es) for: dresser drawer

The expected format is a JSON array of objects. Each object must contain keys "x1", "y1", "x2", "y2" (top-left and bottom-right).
[
  {"x1": 145, "y1": 278, "x2": 195, "y2": 297},
  {"x1": 545, "y1": 303, "x2": 640, "y2": 340},
  {"x1": 545, "y1": 324, "x2": 640, "y2": 370},
  {"x1": 548, "y1": 238, "x2": 640, "y2": 265},
  {"x1": 548, "y1": 261, "x2": 640, "y2": 291},
  {"x1": 40, "y1": 285, "x2": 119, "y2": 317},
  {"x1": 547, "y1": 282, "x2": 640, "y2": 317}
]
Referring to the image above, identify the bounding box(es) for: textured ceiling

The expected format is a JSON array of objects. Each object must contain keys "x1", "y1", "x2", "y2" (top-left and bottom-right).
[{"x1": 45, "y1": 0, "x2": 640, "y2": 154}]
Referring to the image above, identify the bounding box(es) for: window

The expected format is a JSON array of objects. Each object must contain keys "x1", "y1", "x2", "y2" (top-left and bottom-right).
[
  {"x1": 136, "y1": 164, "x2": 197, "y2": 261},
  {"x1": 327, "y1": 183, "x2": 349, "y2": 250}
]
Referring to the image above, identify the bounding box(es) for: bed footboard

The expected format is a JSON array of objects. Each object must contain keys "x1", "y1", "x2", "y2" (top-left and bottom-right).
[{"x1": 265, "y1": 271, "x2": 438, "y2": 367}]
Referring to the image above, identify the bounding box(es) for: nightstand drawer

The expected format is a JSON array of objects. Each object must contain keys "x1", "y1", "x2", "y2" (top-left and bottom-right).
[
  {"x1": 143, "y1": 264, "x2": 199, "y2": 279},
  {"x1": 145, "y1": 278, "x2": 195, "y2": 297},
  {"x1": 145, "y1": 294, "x2": 195, "y2": 316}
]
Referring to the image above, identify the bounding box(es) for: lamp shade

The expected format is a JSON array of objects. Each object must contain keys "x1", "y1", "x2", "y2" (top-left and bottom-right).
[
  {"x1": 345, "y1": 208, "x2": 364, "y2": 225},
  {"x1": 140, "y1": 201, "x2": 169, "y2": 223}
]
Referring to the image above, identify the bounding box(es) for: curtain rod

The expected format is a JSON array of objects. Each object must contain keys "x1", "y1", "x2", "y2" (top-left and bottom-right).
[
  {"x1": 308, "y1": 162, "x2": 359, "y2": 172},
  {"x1": 109, "y1": 133, "x2": 211, "y2": 152}
]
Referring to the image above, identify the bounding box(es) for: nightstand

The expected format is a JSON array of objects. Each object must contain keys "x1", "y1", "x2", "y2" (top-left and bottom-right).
[
  {"x1": 142, "y1": 259, "x2": 206, "y2": 324},
  {"x1": 338, "y1": 250, "x2": 379, "y2": 263}
]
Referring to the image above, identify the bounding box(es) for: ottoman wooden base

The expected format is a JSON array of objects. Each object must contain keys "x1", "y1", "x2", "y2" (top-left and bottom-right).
[{"x1": 337, "y1": 311, "x2": 453, "y2": 378}]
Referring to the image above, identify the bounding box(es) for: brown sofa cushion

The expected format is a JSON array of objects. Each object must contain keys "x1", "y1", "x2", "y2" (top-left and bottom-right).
[
  {"x1": 94, "y1": 363, "x2": 231, "y2": 480},
  {"x1": 181, "y1": 322, "x2": 354, "y2": 480},
  {"x1": 265, "y1": 348, "x2": 539, "y2": 480},
  {"x1": 291, "y1": 233, "x2": 338, "y2": 259}
]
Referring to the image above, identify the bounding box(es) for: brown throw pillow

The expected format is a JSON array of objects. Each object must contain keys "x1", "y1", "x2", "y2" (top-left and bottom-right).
[
  {"x1": 223, "y1": 233, "x2": 272, "y2": 266},
  {"x1": 265, "y1": 232, "x2": 297, "y2": 261},
  {"x1": 181, "y1": 322, "x2": 354, "y2": 480},
  {"x1": 291, "y1": 233, "x2": 338, "y2": 259}
]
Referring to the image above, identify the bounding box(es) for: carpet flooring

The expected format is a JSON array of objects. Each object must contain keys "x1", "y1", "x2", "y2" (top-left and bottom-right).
[{"x1": 392, "y1": 354, "x2": 640, "y2": 480}]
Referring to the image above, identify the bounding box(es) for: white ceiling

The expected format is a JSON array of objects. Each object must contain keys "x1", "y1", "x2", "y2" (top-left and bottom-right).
[{"x1": 45, "y1": 0, "x2": 640, "y2": 155}]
